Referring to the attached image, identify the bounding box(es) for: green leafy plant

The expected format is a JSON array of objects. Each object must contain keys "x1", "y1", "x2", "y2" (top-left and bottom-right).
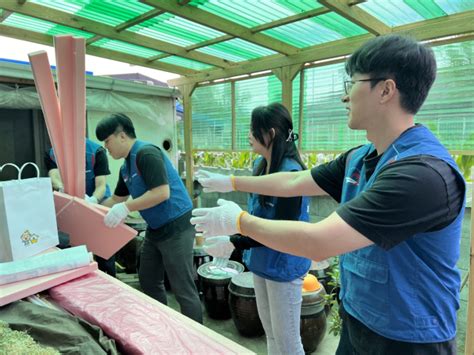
[
  {"x1": 193, "y1": 151, "x2": 257, "y2": 170},
  {"x1": 322, "y1": 260, "x2": 342, "y2": 336},
  {"x1": 454, "y1": 155, "x2": 474, "y2": 181}
]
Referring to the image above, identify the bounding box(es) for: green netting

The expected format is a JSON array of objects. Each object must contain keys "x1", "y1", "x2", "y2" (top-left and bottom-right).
[
  {"x1": 191, "y1": 83, "x2": 232, "y2": 150},
  {"x1": 31, "y1": 0, "x2": 151, "y2": 27},
  {"x1": 292, "y1": 72, "x2": 301, "y2": 135},
  {"x1": 190, "y1": 76, "x2": 282, "y2": 150},
  {"x1": 197, "y1": 38, "x2": 276, "y2": 62},
  {"x1": 158, "y1": 56, "x2": 212, "y2": 70},
  {"x1": 188, "y1": 41, "x2": 473, "y2": 153},
  {"x1": 235, "y1": 76, "x2": 282, "y2": 150},
  {"x1": 128, "y1": 13, "x2": 223, "y2": 47},
  {"x1": 3, "y1": 13, "x2": 94, "y2": 38},
  {"x1": 302, "y1": 62, "x2": 367, "y2": 151},
  {"x1": 91, "y1": 38, "x2": 163, "y2": 58},
  {"x1": 415, "y1": 41, "x2": 474, "y2": 151}
]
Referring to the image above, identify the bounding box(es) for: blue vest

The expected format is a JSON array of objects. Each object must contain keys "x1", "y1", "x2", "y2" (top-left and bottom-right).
[
  {"x1": 49, "y1": 138, "x2": 111, "y2": 202},
  {"x1": 120, "y1": 140, "x2": 192, "y2": 229},
  {"x1": 340, "y1": 125, "x2": 465, "y2": 342},
  {"x1": 244, "y1": 157, "x2": 311, "y2": 282}
]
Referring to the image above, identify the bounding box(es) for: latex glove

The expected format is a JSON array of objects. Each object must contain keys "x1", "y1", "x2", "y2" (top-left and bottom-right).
[
  {"x1": 104, "y1": 203, "x2": 130, "y2": 228},
  {"x1": 203, "y1": 236, "x2": 235, "y2": 259},
  {"x1": 195, "y1": 170, "x2": 233, "y2": 193},
  {"x1": 84, "y1": 194, "x2": 98, "y2": 204},
  {"x1": 190, "y1": 199, "x2": 242, "y2": 237}
]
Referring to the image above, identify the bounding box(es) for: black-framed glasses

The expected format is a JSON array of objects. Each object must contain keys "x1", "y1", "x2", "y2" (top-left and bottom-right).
[{"x1": 343, "y1": 78, "x2": 387, "y2": 95}]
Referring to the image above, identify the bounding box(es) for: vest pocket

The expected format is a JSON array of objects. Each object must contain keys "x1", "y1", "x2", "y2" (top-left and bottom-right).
[
  {"x1": 343, "y1": 253, "x2": 390, "y2": 328},
  {"x1": 343, "y1": 253, "x2": 388, "y2": 284}
]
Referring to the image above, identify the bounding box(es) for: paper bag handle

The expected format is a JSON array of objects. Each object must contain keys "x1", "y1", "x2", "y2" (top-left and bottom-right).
[
  {"x1": 19, "y1": 162, "x2": 40, "y2": 179},
  {"x1": 0, "y1": 163, "x2": 21, "y2": 179},
  {"x1": 0, "y1": 162, "x2": 40, "y2": 180}
]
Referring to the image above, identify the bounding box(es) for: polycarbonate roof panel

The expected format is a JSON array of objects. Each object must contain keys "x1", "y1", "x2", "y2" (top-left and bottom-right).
[
  {"x1": 263, "y1": 13, "x2": 367, "y2": 48},
  {"x1": 358, "y1": 1, "x2": 424, "y2": 26},
  {"x1": 197, "y1": 38, "x2": 277, "y2": 62},
  {"x1": 91, "y1": 38, "x2": 163, "y2": 58},
  {"x1": 3, "y1": 13, "x2": 94, "y2": 39},
  {"x1": 158, "y1": 56, "x2": 212, "y2": 70},
  {"x1": 30, "y1": 0, "x2": 152, "y2": 27},
  {"x1": 434, "y1": 0, "x2": 474, "y2": 14},
  {"x1": 189, "y1": 0, "x2": 324, "y2": 28},
  {"x1": 128, "y1": 13, "x2": 224, "y2": 47},
  {"x1": 359, "y1": 0, "x2": 474, "y2": 27}
]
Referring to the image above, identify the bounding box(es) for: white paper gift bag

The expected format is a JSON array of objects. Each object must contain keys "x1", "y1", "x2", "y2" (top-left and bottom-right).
[{"x1": 0, "y1": 163, "x2": 59, "y2": 262}]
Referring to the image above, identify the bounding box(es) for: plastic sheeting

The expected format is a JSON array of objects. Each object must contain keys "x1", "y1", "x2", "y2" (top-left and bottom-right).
[{"x1": 0, "y1": 83, "x2": 171, "y2": 126}]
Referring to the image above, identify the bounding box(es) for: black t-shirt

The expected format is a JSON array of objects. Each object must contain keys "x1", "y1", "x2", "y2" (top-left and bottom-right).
[
  {"x1": 44, "y1": 147, "x2": 110, "y2": 176},
  {"x1": 114, "y1": 145, "x2": 169, "y2": 197},
  {"x1": 114, "y1": 145, "x2": 192, "y2": 235},
  {"x1": 311, "y1": 148, "x2": 465, "y2": 250}
]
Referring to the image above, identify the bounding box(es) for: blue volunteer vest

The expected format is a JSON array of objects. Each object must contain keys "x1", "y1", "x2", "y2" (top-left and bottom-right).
[
  {"x1": 244, "y1": 157, "x2": 311, "y2": 282},
  {"x1": 340, "y1": 125, "x2": 464, "y2": 342},
  {"x1": 120, "y1": 140, "x2": 192, "y2": 229},
  {"x1": 49, "y1": 138, "x2": 111, "y2": 202}
]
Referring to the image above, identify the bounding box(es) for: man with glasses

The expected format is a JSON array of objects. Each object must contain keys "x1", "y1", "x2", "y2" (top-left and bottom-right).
[
  {"x1": 191, "y1": 35, "x2": 465, "y2": 354},
  {"x1": 96, "y1": 113, "x2": 202, "y2": 324}
]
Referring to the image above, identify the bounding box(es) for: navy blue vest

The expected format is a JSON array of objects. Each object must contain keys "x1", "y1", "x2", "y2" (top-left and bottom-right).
[
  {"x1": 244, "y1": 157, "x2": 311, "y2": 282},
  {"x1": 340, "y1": 125, "x2": 464, "y2": 342},
  {"x1": 120, "y1": 140, "x2": 192, "y2": 229},
  {"x1": 49, "y1": 138, "x2": 111, "y2": 201}
]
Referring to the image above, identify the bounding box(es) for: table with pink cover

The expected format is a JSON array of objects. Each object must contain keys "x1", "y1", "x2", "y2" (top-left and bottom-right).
[{"x1": 49, "y1": 271, "x2": 253, "y2": 355}]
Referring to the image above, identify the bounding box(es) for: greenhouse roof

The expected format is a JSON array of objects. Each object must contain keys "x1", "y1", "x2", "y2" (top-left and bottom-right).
[{"x1": 0, "y1": 0, "x2": 472, "y2": 87}]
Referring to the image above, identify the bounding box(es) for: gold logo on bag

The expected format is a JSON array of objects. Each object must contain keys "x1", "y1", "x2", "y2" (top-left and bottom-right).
[{"x1": 20, "y1": 230, "x2": 40, "y2": 246}]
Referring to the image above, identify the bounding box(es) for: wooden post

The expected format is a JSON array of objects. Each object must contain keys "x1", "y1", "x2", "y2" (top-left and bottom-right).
[
  {"x1": 177, "y1": 83, "x2": 196, "y2": 199},
  {"x1": 466, "y1": 180, "x2": 474, "y2": 355},
  {"x1": 272, "y1": 64, "x2": 303, "y2": 112}
]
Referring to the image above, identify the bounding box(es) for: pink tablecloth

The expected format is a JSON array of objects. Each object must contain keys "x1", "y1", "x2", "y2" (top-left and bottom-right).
[{"x1": 49, "y1": 272, "x2": 250, "y2": 355}]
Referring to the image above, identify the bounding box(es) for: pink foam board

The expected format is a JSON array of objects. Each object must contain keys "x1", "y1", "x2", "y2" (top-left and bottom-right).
[
  {"x1": 72, "y1": 37, "x2": 86, "y2": 198},
  {"x1": 54, "y1": 193, "x2": 137, "y2": 260},
  {"x1": 54, "y1": 35, "x2": 76, "y2": 196},
  {"x1": 28, "y1": 51, "x2": 66, "y2": 187},
  {"x1": 50, "y1": 272, "x2": 252, "y2": 354},
  {"x1": 0, "y1": 262, "x2": 97, "y2": 307}
]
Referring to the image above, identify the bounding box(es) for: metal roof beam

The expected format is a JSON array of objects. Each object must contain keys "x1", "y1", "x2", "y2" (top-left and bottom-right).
[
  {"x1": 0, "y1": 1, "x2": 232, "y2": 68},
  {"x1": 0, "y1": 24, "x2": 199, "y2": 76},
  {"x1": 318, "y1": 0, "x2": 391, "y2": 35},
  {"x1": 141, "y1": 0, "x2": 300, "y2": 56},
  {"x1": 168, "y1": 10, "x2": 474, "y2": 86}
]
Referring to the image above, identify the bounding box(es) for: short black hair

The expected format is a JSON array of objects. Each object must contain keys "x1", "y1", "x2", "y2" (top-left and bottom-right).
[
  {"x1": 95, "y1": 113, "x2": 136, "y2": 141},
  {"x1": 345, "y1": 34, "x2": 436, "y2": 114}
]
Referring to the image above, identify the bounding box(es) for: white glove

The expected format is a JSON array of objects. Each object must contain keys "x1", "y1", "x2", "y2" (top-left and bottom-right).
[
  {"x1": 104, "y1": 202, "x2": 130, "y2": 228},
  {"x1": 84, "y1": 194, "x2": 98, "y2": 204},
  {"x1": 190, "y1": 199, "x2": 242, "y2": 237},
  {"x1": 195, "y1": 170, "x2": 233, "y2": 193},
  {"x1": 203, "y1": 236, "x2": 235, "y2": 259}
]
